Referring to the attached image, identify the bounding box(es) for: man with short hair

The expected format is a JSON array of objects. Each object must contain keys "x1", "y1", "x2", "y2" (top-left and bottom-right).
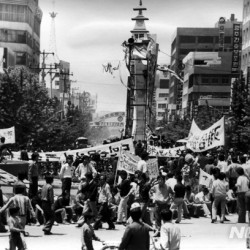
[
  {"x1": 150, "y1": 175, "x2": 170, "y2": 237},
  {"x1": 75, "y1": 155, "x2": 97, "y2": 180},
  {"x1": 119, "y1": 202, "x2": 151, "y2": 250},
  {"x1": 93, "y1": 175, "x2": 115, "y2": 230},
  {"x1": 28, "y1": 152, "x2": 39, "y2": 198}
]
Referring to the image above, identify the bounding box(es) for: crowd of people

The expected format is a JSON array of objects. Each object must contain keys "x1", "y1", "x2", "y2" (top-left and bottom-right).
[{"x1": 0, "y1": 145, "x2": 250, "y2": 250}]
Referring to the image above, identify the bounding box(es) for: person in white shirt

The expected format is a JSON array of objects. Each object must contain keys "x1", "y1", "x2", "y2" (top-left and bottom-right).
[
  {"x1": 211, "y1": 172, "x2": 229, "y2": 223},
  {"x1": 236, "y1": 167, "x2": 249, "y2": 223},
  {"x1": 165, "y1": 173, "x2": 177, "y2": 193},
  {"x1": 59, "y1": 155, "x2": 74, "y2": 195},
  {"x1": 216, "y1": 154, "x2": 228, "y2": 173},
  {"x1": 137, "y1": 151, "x2": 149, "y2": 174},
  {"x1": 155, "y1": 209, "x2": 181, "y2": 250},
  {"x1": 194, "y1": 187, "x2": 211, "y2": 218},
  {"x1": 75, "y1": 155, "x2": 97, "y2": 181}
]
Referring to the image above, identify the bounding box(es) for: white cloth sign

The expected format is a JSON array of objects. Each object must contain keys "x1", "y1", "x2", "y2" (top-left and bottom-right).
[
  {"x1": 0, "y1": 126, "x2": 15, "y2": 144},
  {"x1": 118, "y1": 150, "x2": 159, "y2": 179},
  {"x1": 186, "y1": 117, "x2": 225, "y2": 152},
  {"x1": 199, "y1": 168, "x2": 213, "y2": 187},
  {"x1": 12, "y1": 138, "x2": 134, "y2": 162},
  {"x1": 148, "y1": 145, "x2": 185, "y2": 157}
]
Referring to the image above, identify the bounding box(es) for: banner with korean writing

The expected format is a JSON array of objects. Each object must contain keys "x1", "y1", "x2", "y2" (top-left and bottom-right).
[
  {"x1": 147, "y1": 158, "x2": 159, "y2": 179},
  {"x1": 186, "y1": 116, "x2": 225, "y2": 152},
  {"x1": 148, "y1": 145, "x2": 185, "y2": 157},
  {"x1": 118, "y1": 150, "x2": 159, "y2": 179},
  {"x1": 12, "y1": 138, "x2": 134, "y2": 162},
  {"x1": 0, "y1": 126, "x2": 15, "y2": 144},
  {"x1": 199, "y1": 168, "x2": 213, "y2": 187},
  {"x1": 118, "y1": 150, "x2": 140, "y2": 174}
]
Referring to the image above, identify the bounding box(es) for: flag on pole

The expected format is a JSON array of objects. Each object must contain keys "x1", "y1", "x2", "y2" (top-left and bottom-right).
[{"x1": 199, "y1": 169, "x2": 213, "y2": 187}]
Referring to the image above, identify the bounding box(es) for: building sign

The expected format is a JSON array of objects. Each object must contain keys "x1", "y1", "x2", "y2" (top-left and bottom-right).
[
  {"x1": 247, "y1": 67, "x2": 250, "y2": 98},
  {"x1": 218, "y1": 17, "x2": 226, "y2": 51},
  {"x1": 231, "y1": 23, "x2": 241, "y2": 73},
  {"x1": 91, "y1": 112, "x2": 125, "y2": 128}
]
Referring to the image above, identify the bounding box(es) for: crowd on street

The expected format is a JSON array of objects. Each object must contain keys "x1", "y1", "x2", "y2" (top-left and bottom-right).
[{"x1": 0, "y1": 141, "x2": 250, "y2": 250}]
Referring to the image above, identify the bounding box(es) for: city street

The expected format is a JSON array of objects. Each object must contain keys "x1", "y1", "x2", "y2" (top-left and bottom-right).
[{"x1": 0, "y1": 214, "x2": 246, "y2": 250}]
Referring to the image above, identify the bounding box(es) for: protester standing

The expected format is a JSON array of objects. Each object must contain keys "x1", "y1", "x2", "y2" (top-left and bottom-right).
[
  {"x1": 59, "y1": 155, "x2": 74, "y2": 194},
  {"x1": 28, "y1": 152, "x2": 39, "y2": 198},
  {"x1": 41, "y1": 175, "x2": 55, "y2": 235}
]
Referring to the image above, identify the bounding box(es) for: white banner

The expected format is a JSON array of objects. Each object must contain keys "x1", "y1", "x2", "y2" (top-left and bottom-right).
[
  {"x1": 186, "y1": 117, "x2": 225, "y2": 152},
  {"x1": 118, "y1": 150, "x2": 159, "y2": 179},
  {"x1": 0, "y1": 126, "x2": 15, "y2": 144},
  {"x1": 199, "y1": 168, "x2": 213, "y2": 187},
  {"x1": 12, "y1": 138, "x2": 134, "y2": 162},
  {"x1": 148, "y1": 145, "x2": 185, "y2": 157}
]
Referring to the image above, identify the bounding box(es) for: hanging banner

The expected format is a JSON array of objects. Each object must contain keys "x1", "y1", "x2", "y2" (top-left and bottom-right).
[
  {"x1": 231, "y1": 23, "x2": 241, "y2": 73},
  {"x1": 148, "y1": 145, "x2": 185, "y2": 157},
  {"x1": 199, "y1": 168, "x2": 213, "y2": 187},
  {"x1": 186, "y1": 117, "x2": 225, "y2": 152},
  {"x1": 0, "y1": 126, "x2": 15, "y2": 144},
  {"x1": 12, "y1": 138, "x2": 134, "y2": 162}
]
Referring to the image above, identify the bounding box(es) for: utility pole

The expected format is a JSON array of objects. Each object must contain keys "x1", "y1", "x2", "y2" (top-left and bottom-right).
[
  {"x1": 29, "y1": 50, "x2": 56, "y2": 87},
  {"x1": 59, "y1": 70, "x2": 73, "y2": 119}
]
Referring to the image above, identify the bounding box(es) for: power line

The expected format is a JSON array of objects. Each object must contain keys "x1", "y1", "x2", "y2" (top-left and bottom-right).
[{"x1": 76, "y1": 81, "x2": 125, "y2": 86}]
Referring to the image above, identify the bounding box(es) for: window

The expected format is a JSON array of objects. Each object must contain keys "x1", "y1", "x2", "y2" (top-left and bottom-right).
[
  {"x1": 159, "y1": 79, "x2": 169, "y2": 89},
  {"x1": 158, "y1": 104, "x2": 166, "y2": 109},
  {"x1": 179, "y1": 36, "x2": 196, "y2": 43},
  {"x1": 211, "y1": 78, "x2": 219, "y2": 84},
  {"x1": 16, "y1": 52, "x2": 27, "y2": 65},
  {"x1": 222, "y1": 78, "x2": 229, "y2": 84},
  {"x1": 197, "y1": 36, "x2": 213, "y2": 43},
  {"x1": 159, "y1": 93, "x2": 168, "y2": 98},
  {"x1": 224, "y1": 36, "x2": 231, "y2": 44},
  {"x1": 202, "y1": 78, "x2": 210, "y2": 84}
]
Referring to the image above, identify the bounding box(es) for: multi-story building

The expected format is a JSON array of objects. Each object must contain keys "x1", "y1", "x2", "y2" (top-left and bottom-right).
[
  {"x1": 0, "y1": 0, "x2": 42, "y2": 68},
  {"x1": 182, "y1": 51, "x2": 233, "y2": 119},
  {"x1": 242, "y1": 0, "x2": 250, "y2": 82},
  {"x1": 169, "y1": 14, "x2": 240, "y2": 115},
  {"x1": 125, "y1": 0, "x2": 158, "y2": 141},
  {"x1": 155, "y1": 70, "x2": 169, "y2": 121}
]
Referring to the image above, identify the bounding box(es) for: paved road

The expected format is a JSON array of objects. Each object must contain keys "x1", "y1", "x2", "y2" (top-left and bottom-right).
[{"x1": 0, "y1": 214, "x2": 247, "y2": 250}]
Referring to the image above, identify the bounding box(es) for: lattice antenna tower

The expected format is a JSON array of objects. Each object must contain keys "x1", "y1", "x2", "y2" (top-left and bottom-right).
[{"x1": 48, "y1": 0, "x2": 60, "y2": 64}]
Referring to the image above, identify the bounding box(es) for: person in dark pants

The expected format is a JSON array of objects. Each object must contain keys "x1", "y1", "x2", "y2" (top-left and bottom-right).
[
  {"x1": 93, "y1": 174, "x2": 115, "y2": 230},
  {"x1": 41, "y1": 175, "x2": 55, "y2": 235},
  {"x1": 59, "y1": 155, "x2": 74, "y2": 195},
  {"x1": 28, "y1": 152, "x2": 39, "y2": 198},
  {"x1": 170, "y1": 175, "x2": 186, "y2": 223},
  {"x1": 0, "y1": 185, "x2": 7, "y2": 232}
]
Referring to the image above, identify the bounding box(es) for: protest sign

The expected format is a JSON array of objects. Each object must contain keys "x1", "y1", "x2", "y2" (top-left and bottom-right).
[
  {"x1": 186, "y1": 117, "x2": 225, "y2": 152},
  {"x1": 199, "y1": 168, "x2": 213, "y2": 187},
  {"x1": 0, "y1": 126, "x2": 15, "y2": 144},
  {"x1": 148, "y1": 145, "x2": 185, "y2": 157}
]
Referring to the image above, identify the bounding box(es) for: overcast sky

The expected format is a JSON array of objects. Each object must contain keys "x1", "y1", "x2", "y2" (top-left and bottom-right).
[{"x1": 39, "y1": 0, "x2": 243, "y2": 112}]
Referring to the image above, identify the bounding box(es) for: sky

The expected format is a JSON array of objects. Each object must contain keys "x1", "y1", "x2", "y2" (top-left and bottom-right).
[{"x1": 39, "y1": 0, "x2": 243, "y2": 112}]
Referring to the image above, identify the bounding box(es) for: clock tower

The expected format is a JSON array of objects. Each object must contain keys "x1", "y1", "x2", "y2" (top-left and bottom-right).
[{"x1": 131, "y1": 0, "x2": 149, "y2": 41}]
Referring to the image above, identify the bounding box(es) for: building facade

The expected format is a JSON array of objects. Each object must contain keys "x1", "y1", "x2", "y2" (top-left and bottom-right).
[
  {"x1": 169, "y1": 14, "x2": 240, "y2": 115},
  {"x1": 182, "y1": 52, "x2": 233, "y2": 119},
  {"x1": 155, "y1": 70, "x2": 169, "y2": 121},
  {"x1": 0, "y1": 0, "x2": 42, "y2": 68}
]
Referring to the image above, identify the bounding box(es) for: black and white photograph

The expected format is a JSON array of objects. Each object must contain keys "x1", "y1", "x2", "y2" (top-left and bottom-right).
[{"x1": 0, "y1": 0, "x2": 247, "y2": 249}]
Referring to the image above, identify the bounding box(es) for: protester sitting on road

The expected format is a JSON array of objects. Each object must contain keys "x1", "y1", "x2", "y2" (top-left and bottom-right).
[
  {"x1": 193, "y1": 187, "x2": 211, "y2": 218},
  {"x1": 81, "y1": 213, "x2": 103, "y2": 250},
  {"x1": 54, "y1": 190, "x2": 74, "y2": 224},
  {"x1": 119, "y1": 202, "x2": 151, "y2": 250}
]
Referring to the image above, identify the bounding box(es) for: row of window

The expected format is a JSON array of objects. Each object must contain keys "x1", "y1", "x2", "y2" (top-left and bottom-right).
[
  {"x1": 0, "y1": 29, "x2": 40, "y2": 52},
  {"x1": 158, "y1": 93, "x2": 168, "y2": 98},
  {"x1": 179, "y1": 36, "x2": 232, "y2": 44},
  {"x1": 0, "y1": 4, "x2": 41, "y2": 36},
  {"x1": 158, "y1": 104, "x2": 167, "y2": 109}
]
